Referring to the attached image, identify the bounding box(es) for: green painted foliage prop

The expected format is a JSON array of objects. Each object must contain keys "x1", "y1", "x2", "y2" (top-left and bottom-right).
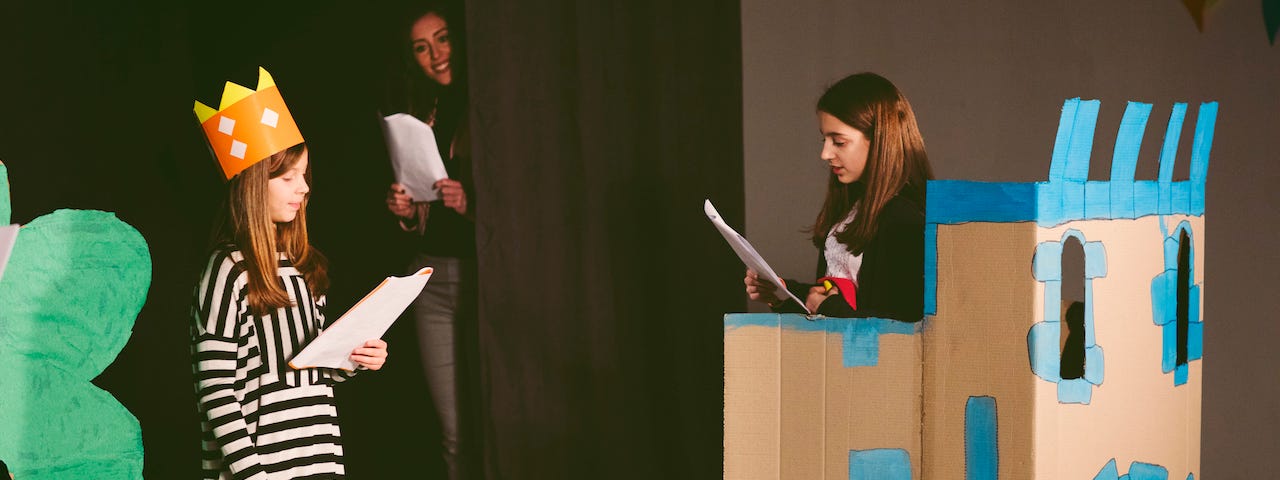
[{"x1": 0, "y1": 163, "x2": 150, "y2": 479}]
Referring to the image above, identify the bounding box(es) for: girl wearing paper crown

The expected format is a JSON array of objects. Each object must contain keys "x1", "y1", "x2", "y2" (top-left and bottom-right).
[
  {"x1": 191, "y1": 67, "x2": 389, "y2": 479},
  {"x1": 381, "y1": 4, "x2": 475, "y2": 479},
  {"x1": 745, "y1": 72, "x2": 933, "y2": 320}
]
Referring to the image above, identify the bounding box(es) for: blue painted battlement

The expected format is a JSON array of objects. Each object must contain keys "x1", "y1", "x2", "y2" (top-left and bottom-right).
[
  {"x1": 724, "y1": 313, "x2": 922, "y2": 368},
  {"x1": 926, "y1": 99, "x2": 1217, "y2": 228}
]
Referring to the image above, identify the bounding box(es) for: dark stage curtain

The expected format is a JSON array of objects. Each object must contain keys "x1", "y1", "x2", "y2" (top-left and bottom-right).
[{"x1": 466, "y1": 1, "x2": 745, "y2": 478}]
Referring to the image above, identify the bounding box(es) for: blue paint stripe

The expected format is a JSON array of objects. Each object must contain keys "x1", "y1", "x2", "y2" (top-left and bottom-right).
[
  {"x1": 1058, "y1": 378, "x2": 1093, "y2": 404},
  {"x1": 1189, "y1": 284, "x2": 1201, "y2": 325},
  {"x1": 921, "y1": 100, "x2": 1206, "y2": 228},
  {"x1": 1063, "y1": 180, "x2": 1086, "y2": 220},
  {"x1": 1110, "y1": 102, "x2": 1154, "y2": 182},
  {"x1": 843, "y1": 321, "x2": 885, "y2": 367},
  {"x1": 1164, "y1": 235, "x2": 1181, "y2": 270},
  {"x1": 965, "y1": 396, "x2": 998, "y2": 480},
  {"x1": 1151, "y1": 271, "x2": 1173, "y2": 326},
  {"x1": 1043, "y1": 281, "x2": 1061, "y2": 328},
  {"x1": 1095, "y1": 458, "x2": 1120, "y2": 480},
  {"x1": 1049, "y1": 98, "x2": 1081, "y2": 183},
  {"x1": 1162, "y1": 322, "x2": 1177, "y2": 373},
  {"x1": 1033, "y1": 243, "x2": 1063, "y2": 282},
  {"x1": 849, "y1": 449, "x2": 912, "y2": 480},
  {"x1": 1037, "y1": 182, "x2": 1064, "y2": 227},
  {"x1": 1157, "y1": 103, "x2": 1188, "y2": 185},
  {"x1": 1035, "y1": 185, "x2": 1202, "y2": 228},
  {"x1": 1084, "y1": 241, "x2": 1108, "y2": 279},
  {"x1": 1189, "y1": 102, "x2": 1217, "y2": 215},
  {"x1": 924, "y1": 223, "x2": 937, "y2": 315},
  {"x1": 1084, "y1": 345, "x2": 1105, "y2": 385},
  {"x1": 1189, "y1": 102, "x2": 1217, "y2": 184},
  {"x1": 841, "y1": 319, "x2": 917, "y2": 367},
  {"x1": 726, "y1": 314, "x2": 922, "y2": 336},
  {"x1": 1133, "y1": 181, "x2": 1160, "y2": 217},
  {"x1": 1027, "y1": 184, "x2": 1209, "y2": 226},
  {"x1": 1172, "y1": 182, "x2": 1192, "y2": 214},
  {"x1": 1187, "y1": 321, "x2": 1203, "y2": 362},
  {"x1": 723, "y1": 313, "x2": 782, "y2": 329},
  {"x1": 1128, "y1": 461, "x2": 1170, "y2": 480},
  {"x1": 1085, "y1": 181, "x2": 1111, "y2": 219},
  {"x1": 1110, "y1": 180, "x2": 1135, "y2": 218},
  {"x1": 926, "y1": 180, "x2": 1037, "y2": 224},
  {"x1": 1028, "y1": 321, "x2": 1061, "y2": 382},
  {"x1": 1099, "y1": 459, "x2": 1177, "y2": 480},
  {"x1": 1158, "y1": 104, "x2": 1188, "y2": 215},
  {"x1": 724, "y1": 314, "x2": 922, "y2": 369},
  {"x1": 1061, "y1": 99, "x2": 1101, "y2": 182}
]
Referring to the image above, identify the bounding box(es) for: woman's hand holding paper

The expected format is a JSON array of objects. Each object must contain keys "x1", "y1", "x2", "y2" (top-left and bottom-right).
[
  {"x1": 744, "y1": 268, "x2": 784, "y2": 305},
  {"x1": 386, "y1": 183, "x2": 416, "y2": 219},
  {"x1": 435, "y1": 178, "x2": 467, "y2": 215}
]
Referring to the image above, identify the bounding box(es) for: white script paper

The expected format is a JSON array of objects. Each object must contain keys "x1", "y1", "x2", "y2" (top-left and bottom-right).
[
  {"x1": 0, "y1": 224, "x2": 17, "y2": 283},
  {"x1": 381, "y1": 113, "x2": 449, "y2": 202},
  {"x1": 703, "y1": 200, "x2": 809, "y2": 314},
  {"x1": 289, "y1": 266, "x2": 434, "y2": 371}
]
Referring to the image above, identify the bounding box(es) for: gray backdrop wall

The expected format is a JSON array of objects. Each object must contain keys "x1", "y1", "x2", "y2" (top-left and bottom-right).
[{"x1": 743, "y1": 0, "x2": 1278, "y2": 477}]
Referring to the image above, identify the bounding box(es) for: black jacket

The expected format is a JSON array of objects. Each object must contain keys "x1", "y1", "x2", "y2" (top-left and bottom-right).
[{"x1": 773, "y1": 192, "x2": 925, "y2": 321}]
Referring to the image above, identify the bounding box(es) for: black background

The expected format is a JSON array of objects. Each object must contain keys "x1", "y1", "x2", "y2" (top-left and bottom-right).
[{"x1": 1, "y1": 1, "x2": 744, "y2": 478}]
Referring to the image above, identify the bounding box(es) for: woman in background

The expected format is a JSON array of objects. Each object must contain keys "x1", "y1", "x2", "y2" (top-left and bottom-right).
[
  {"x1": 745, "y1": 72, "x2": 933, "y2": 321},
  {"x1": 382, "y1": 3, "x2": 474, "y2": 479}
]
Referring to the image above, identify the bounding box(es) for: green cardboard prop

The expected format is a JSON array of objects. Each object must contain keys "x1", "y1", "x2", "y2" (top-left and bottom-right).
[{"x1": 0, "y1": 162, "x2": 150, "y2": 479}]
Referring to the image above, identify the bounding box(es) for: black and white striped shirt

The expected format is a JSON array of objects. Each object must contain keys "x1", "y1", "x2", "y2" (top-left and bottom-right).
[{"x1": 192, "y1": 246, "x2": 355, "y2": 480}]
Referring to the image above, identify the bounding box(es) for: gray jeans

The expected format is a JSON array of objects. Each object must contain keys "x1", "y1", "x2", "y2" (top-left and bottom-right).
[{"x1": 408, "y1": 254, "x2": 470, "y2": 480}]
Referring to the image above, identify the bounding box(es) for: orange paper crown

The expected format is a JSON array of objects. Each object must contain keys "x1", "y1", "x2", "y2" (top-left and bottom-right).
[{"x1": 194, "y1": 67, "x2": 305, "y2": 179}]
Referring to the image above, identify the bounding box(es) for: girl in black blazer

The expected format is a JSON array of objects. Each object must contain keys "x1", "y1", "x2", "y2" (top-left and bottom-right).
[{"x1": 745, "y1": 72, "x2": 934, "y2": 321}]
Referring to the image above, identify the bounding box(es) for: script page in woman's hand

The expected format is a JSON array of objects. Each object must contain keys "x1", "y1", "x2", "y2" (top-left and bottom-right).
[
  {"x1": 381, "y1": 113, "x2": 449, "y2": 202},
  {"x1": 704, "y1": 200, "x2": 810, "y2": 314}
]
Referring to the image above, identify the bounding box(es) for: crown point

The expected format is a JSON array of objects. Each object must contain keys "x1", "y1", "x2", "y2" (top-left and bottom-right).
[
  {"x1": 194, "y1": 101, "x2": 218, "y2": 123},
  {"x1": 195, "y1": 66, "x2": 303, "y2": 180},
  {"x1": 219, "y1": 81, "x2": 256, "y2": 110},
  {"x1": 257, "y1": 67, "x2": 277, "y2": 90}
]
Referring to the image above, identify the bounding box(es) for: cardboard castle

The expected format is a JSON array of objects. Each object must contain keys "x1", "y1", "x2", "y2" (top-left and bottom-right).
[{"x1": 724, "y1": 98, "x2": 1214, "y2": 479}]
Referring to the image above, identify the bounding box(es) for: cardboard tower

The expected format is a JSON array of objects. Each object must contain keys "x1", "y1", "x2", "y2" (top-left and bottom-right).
[{"x1": 724, "y1": 98, "x2": 1214, "y2": 480}]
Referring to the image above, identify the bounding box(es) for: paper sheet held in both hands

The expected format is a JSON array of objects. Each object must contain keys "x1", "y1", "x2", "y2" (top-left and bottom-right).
[
  {"x1": 289, "y1": 266, "x2": 434, "y2": 371},
  {"x1": 703, "y1": 200, "x2": 810, "y2": 314},
  {"x1": 381, "y1": 113, "x2": 449, "y2": 202}
]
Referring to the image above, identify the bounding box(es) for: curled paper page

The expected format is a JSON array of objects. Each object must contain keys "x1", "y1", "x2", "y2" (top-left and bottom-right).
[
  {"x1": 289, "y1": 266, "x2": 434, "y2": 371},
  {"x1": 381, "y1": 113, "x2": 449, "y2": 202},
  {"x1": 704, "y1": 199, "x2": 809, "y2": 314}
]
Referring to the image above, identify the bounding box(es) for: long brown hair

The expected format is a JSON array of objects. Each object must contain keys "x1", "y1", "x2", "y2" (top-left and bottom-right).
[
  {"x1": 810, "y1": 73, "x2": 933, "y2": 253},
  {"x1": 212, "y1": 143, "x2": 329, "y2": 315}
]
